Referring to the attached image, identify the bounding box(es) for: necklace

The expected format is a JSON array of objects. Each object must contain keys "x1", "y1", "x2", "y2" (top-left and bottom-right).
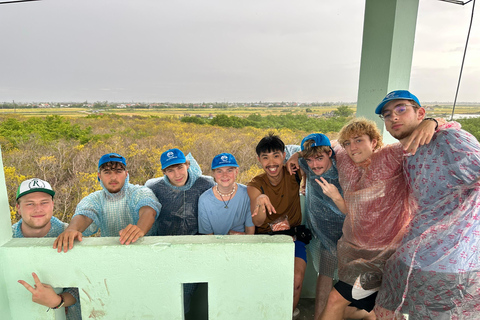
[{"x1": 216, "y1": 184, "x2": 236, "y2": 209}]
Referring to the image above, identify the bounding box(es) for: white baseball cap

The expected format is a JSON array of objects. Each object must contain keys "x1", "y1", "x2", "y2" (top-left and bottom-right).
[{"x1": 16, "y1": 178, "x2": 55, "y2": 201}]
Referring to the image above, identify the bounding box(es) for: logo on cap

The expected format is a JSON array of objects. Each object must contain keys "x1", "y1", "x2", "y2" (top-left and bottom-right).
[{"x1": 29, "y1": 179, "x2": 45, "y2": 189}]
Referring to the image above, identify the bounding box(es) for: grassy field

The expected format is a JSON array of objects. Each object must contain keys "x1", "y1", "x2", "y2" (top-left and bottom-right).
[{"x1": 2, "y1": 103, "x2": 479, "y2": 118}]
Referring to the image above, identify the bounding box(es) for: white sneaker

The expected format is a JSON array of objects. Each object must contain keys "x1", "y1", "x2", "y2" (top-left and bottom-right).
[{"x1": 292, "y1": 308, "x2": 300, "y2": 319}]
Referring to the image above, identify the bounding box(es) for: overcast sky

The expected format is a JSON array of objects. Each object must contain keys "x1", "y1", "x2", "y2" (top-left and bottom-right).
[{"x1": 0, "y1": 0, "x2": 478, "y2": 103}]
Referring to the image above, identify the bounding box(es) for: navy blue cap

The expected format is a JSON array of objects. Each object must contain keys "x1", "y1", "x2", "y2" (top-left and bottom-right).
[
  {"x1": 211, "y1": 153, "x2": 239, "y2": 170},
  {"x1": 161, "y1": 148, "x2": 186, "y2": 170},
  {"x1": 375, "y1": 90, "x2": 421, "y2": 114},
  {"x1": 98, "y1": 153, "x2": 126, "y2": 168},
  {"x1": 301, "y1": 133, "x2": 334, "y2": 156}
]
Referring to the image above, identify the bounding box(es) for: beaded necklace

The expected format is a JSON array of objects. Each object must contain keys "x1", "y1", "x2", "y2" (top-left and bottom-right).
[{"x1": 216, "y1": 184, "x2": 236, "y2": 209}]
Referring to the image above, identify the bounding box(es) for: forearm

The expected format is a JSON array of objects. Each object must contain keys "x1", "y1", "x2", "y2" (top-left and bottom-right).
[
  {"x1": 332, "y1": 197, "x2": 347, "y2": 214},
  {"x1": 136, "y1": 206, "x2": 156, "y2": 234},
  {"x1": 252, "y1": 212, "x2": 266, "y2": 227},
  {"x1": 66, "y1": 215, "x2": 93, "y2": 233},
  {"x1": 61, "y1": 291, "x2": 77, "y2": 308}
]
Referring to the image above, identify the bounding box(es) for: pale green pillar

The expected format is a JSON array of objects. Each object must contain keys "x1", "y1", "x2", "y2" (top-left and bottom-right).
[
  {"x1": 356, "y1": 0, "x2": 419, "y2": 142},
  {"x1": 0, "y1": 149, "x2": 12, "y2": 318}
]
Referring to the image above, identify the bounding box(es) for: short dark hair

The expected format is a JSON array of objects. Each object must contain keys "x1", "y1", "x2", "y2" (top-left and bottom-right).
[
  {"x1": 255, "y1": 133, "x2": 285, "y2": 156},
  {"x1": 99, "y1": 161, "x2": 126, "y2": 172}
]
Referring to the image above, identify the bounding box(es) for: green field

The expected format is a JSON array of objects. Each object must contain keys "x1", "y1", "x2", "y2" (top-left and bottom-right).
[{"x1": 2, "y1": 103, "x2": 480, "y2": 118}]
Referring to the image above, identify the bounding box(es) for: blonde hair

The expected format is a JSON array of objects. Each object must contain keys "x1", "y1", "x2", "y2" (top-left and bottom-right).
[
  {"x1": 338, "y1": 118, "x2": 383, "y2": 150},
  {"x1": 300, "y1": 140, "x2": 332, "y2": 159}
]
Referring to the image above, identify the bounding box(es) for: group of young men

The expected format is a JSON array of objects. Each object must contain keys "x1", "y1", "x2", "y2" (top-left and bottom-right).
[{"x1": 12, "y1": 90, "x2": 480, "y2": 319}]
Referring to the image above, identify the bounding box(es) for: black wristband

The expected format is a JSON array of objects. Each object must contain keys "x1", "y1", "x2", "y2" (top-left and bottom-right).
[
  {"x1": 423, "y1": 117, "x2": 438, "y2": 131},
  {"x1": 48, "y1": 294, "x2": 65, "y2": 311}
]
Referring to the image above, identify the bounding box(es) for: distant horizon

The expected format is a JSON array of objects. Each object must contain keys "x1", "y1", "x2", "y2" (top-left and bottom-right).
[{"x1": 3, "y1": 100, "x2": 480, "y2": 105}]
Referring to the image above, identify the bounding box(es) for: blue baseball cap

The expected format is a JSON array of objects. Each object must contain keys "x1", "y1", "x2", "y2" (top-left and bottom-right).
[
  {"x1": 98, "y1": 153, "x2": 126, "y2": 168},
  {"x1": 300, "y1": 133, "x2": 334, "y2": 156},
  {"x1": 211, "y1": 153, "x2": 239, "y2": 170},
  {"x1": 161, "y1": 148, "x2": 186, "y2": 170},
  {"x1": 375, "y1": 90, "x2": 421, "y2": 114}
]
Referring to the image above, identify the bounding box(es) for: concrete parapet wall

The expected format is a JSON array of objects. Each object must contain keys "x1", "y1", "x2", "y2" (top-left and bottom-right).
[{"x1": 1, "y1": 235, "x2": 294, "y2": 319}]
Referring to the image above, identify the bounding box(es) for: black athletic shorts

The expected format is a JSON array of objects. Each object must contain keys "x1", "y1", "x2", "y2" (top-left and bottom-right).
[{"x1": 334, "y1": 280, "x2": 377, "y2": 313}]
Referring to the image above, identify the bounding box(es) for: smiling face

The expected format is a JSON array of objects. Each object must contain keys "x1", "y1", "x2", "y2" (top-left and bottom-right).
[
  {"x1": 258, "y1": 150, "x2": 286, "y2": 181},
  {"x1": 342, "y1": 134, "x2": 377, "y2": 164},
  {"x1": 382, "y1": 99, "x2": 425, "y2": 143},
  {"x1": 213, "y1": 166, "x2": 238, "y2": 189},
  {"x1": 163, "y1": 163, "x2": 190, "y2": 187},
  {"x1": 98, "y1": 162, "x2": 128, "y2": 193},
  {"x1": 304, "y1": 150, "x2": 333, "y2": 176},
  {"x1": 17, "y1": 192, "x2": 54, "y2": 235}
]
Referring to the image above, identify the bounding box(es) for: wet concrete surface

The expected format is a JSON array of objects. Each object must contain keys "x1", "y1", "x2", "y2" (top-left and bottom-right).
[{"x1": 295, "y1": 298, "x2": 316, "y2": 320}]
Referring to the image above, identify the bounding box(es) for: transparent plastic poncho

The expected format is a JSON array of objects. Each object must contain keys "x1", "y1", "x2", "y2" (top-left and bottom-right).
[
  {"x1": 145, "y1": 153, "x2": 214, "y2": 236},
  {"x1": 299, "y1": 157, "x2": 344, "y2": 277},
  {"x1": 376, "y1": 123, "x2": 480, "y2": 320},
  {"x1": 335, "y1": 143, "x2": 412, "y2": 290}
]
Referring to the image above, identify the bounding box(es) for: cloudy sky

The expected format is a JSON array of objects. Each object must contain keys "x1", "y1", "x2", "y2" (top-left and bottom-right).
[{"x1": 0, "y1": 0, "x2": 478, "y2": 103}]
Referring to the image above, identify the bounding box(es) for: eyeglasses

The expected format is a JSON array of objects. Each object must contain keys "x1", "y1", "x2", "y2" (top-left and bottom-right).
[{"x1": 379, "y1": 104, "x2": 415, "y2": 121}]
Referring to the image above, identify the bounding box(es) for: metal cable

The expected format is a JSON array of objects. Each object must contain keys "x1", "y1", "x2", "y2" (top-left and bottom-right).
[{"x1": 450, "y1": 0, "x2": 476, "y2": 120}]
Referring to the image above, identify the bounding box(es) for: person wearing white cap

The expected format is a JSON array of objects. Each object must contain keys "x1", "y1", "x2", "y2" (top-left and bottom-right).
[
  {"x1": 198, "y1": 153, "x2": 254, "y2": 235},
  {"x1": 13, "y1": 178, "x2": 82, "y2": 319},
  {"x1": 374, "y1": 90, "x2": 480, "y2": 320},
  {"x1": 53, "y1": 153, "x2": 162, "y2": 253}
]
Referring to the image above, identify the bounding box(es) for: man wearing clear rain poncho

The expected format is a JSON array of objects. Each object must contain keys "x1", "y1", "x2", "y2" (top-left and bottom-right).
[
  {"x1": 374, "y1": 90, "x2": 480, "y2": 320},
  {"x1": 287, "y1": 133, "x2": 346, "y2": 319},
  {"x1": 53, "y1": 153, "x2": 162, "y2": 253},
  {"x1": 318, "y1": 118, "x2": 439, "y2": 320},
  {"x1": 145, "y1": 148, "x2": 214, "y2": 313}
]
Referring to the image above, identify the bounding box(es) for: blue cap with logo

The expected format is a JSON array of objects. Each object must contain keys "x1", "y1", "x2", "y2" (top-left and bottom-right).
[
  {"x1": 161, "y1": 148, "x2": 186, "y2": 170},
  {"x1": 375, "y1": 90, "x2": 421, "y2": 115},
  {"x1": 98, "y1": 153, "x2": 127, "y2": 169},
  {"x1": 211, "y1": 153, "x2": 239, "y2": 170},
  {"x1": 301, "y1": 133, "x2": 334, "y2": 156},
  {"x1": 16, "y1": 178, "x2": 55, "y2": 200}
]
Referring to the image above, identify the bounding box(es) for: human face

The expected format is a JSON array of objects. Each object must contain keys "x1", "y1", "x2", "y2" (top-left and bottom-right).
[
  {"x1": 98, "y1": 167, "x2": 128, "y2": 193},
  {"x1": 304, "y1": 150, "x2": 333, "y2": 176},
  {"x1": 164, "y1": 163, "x2": 189, "y2": 187},
  {"x1": 381, "y1": 99, "x2": 425, "y2": 143},
  {"x1": 342, "y1": 134, "x2": 377, "y2": 164},
  {"x1": 17, "y1": 192, "x2": 54, "y2": 234},
  {"x1": 258, "y1": 150, "x2": 285, "y2": 180},
  {"x1": 213, "y1": 166, "x2": 238, "y2": 189}
]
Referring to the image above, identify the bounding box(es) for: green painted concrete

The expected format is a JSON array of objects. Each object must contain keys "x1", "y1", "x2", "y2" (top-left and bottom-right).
[
  {"x1": 356, "y1": 0, "x2": 419, "y2": 140},
  {"x1": 0, "y1": 150, "x2": 13, "y2": 319},
  {"x1": 1, "y1": 235, "x2": 295, "y2": 319}
]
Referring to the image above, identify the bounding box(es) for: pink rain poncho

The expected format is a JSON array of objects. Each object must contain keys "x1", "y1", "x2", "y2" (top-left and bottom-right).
[
  {"x1": 334, "y1": 143, "x2": 412, "y2": 291},
  {"x1": 376, "y1": 122, "x2": 480, "y2": 320}
]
